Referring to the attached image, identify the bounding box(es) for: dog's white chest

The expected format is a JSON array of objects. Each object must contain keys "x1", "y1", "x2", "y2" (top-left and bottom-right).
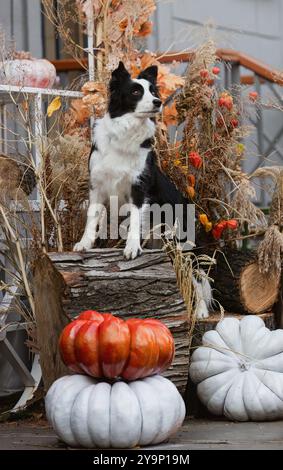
[
  {"x1": 89, "y1": 113, "x2": 154, "y2": 203},
  {"x1": 90, "y1": 147, "x2": 148, "y2": 202}
]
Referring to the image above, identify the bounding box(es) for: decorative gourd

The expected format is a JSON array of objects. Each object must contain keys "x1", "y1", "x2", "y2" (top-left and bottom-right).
[
  {"x1": 45, "y1": 374, "x2": 185, "y2": 448},
  {"x1": 0, "y1": 59, "x2": 56, "y2": 88},
  {"x1": 189, "y1": 315, "x2": 283, "y2": 421},
  {"x1": 59, "y1": 310, "x2": 175, "y2": 380}
]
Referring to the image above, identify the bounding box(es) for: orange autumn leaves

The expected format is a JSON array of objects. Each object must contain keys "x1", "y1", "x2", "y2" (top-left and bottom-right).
[
  {"x1": 114, "y1": 0, "x2": 155, "y2": 37},
  {"x1": 81, "y1": 81, "x2": 108, "y2": 118},
  {"x1": 118, "y1": 17, "x2": 153, "y2": 38},
  {"x1": 47, "y1": 96, "x2": 62, "y2": 117}
]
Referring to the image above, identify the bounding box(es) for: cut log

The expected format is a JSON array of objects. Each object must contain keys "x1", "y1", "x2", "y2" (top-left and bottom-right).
[
  {"x1": 240, "y1": 262, "x2": 280, "y2": 313},
  {"x1": 209, "y1": 248, "x2": 280, "y2": 314},
  {"x1": 33, "y1": 253, "x2": 69, "y2": 391},
  {"x1": 48, "y1": 249, "x2": 190, "y2": 395}
]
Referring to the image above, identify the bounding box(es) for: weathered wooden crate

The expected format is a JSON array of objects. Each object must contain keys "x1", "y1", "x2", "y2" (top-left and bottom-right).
[{"x1": 49, "y1": 249, "x2": 190, "y2": 395}]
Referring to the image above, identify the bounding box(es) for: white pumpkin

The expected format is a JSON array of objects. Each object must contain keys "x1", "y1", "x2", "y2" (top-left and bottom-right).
[
  {"x1": 0, "y1": 59, "x2": 56, "y2": 88},
  {"x1": 45, "y1": 374, "x2": 185, "y2": 448},
  {"x1": 189, "y1": 315, "x2": 283, "y2": 421}
]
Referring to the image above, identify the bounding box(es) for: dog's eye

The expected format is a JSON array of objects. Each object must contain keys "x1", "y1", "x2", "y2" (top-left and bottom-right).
[{"x1": 132, "y1": 89, "x2": 140, "y2": 95}]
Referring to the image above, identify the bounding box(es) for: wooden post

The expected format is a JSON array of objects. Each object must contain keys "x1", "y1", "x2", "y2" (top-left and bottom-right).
[{"x1": 87, "y1": 5, "x2": 95, "y2": 141}]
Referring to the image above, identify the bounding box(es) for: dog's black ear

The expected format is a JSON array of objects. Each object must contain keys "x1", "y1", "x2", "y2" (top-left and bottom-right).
[
  {"x1": 138, "y1": 65, "x2": 158, "y2": 84},
  {"x1": 111, "y1": 62, "x2": 130, "y2": 82}
]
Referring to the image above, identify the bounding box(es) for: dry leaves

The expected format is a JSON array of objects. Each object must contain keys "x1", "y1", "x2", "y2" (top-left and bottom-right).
[{"x1": 47, "y1": 96, "x2": 62, "y2": 117}]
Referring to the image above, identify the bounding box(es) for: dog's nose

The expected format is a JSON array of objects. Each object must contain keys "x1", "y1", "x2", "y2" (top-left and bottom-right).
[{"x1": 153, "y1": 99, "x2": 162, "y2": 108}]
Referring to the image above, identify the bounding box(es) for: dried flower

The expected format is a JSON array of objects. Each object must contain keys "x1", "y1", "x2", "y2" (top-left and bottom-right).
[
  {"x1": 218, "y1": 92, "x2": 233, "y2": 111},
  {"x1": 212, "y1": 66, "x2": 220, "y2": 75},
  {"x1": 212, "y1": 221, "x2": 227, "y2": 239},
  {"x1": 135, "y1": 21, "x2": 153, "y2": 37},
  {"x1": 230, "y1": 118, "x2": 239, "y2": 129},
  {"x1": 249, "y1": 91, "x2": 258, "y2": 102},
  {"x1": 189, "y1": 151, "x2": 202, "y2": 169},
  {"x1": 187, "y1": 174, "x2": 196, "y2": 187},
  {"x1": 226, "y1": 219, "x2": 238, "y2": 230},
  {"x1": 200, "y1": 69, "x2": 210, "y2": 80},
  {"x1": 187, "y1": 186, "x2": 195, "y2": 198},
  {"x1": 212, "y1": 219, "x2": 238, "y2": 239},
  {"x1": 199, "y1": 214, "x2": 212, "y2": 232},
  {"x1": 236, "y1": 143, "x2": 245, "y2": 156}
]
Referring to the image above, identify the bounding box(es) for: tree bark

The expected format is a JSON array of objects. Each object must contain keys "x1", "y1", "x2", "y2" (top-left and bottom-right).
[{"x1": 33, "y1": 253, "x2": 69, "y2": 391}]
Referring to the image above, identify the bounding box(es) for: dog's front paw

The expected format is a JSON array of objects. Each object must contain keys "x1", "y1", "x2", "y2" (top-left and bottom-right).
[
  {"x1": 123, "y1": 241, "x2": 143, "y2": 260},
  {"x1": 73, "y1": 239, "x2": 93, "y2": 252},
  {"x1": 195, "y1": 300, "x2": 210, "y2": 319}
]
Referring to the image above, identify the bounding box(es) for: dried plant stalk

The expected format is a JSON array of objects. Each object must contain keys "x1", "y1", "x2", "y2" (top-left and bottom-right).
[
  {"x1": 251, "y1": 166, "x2": 283, "y2": 274},
  {"x1": 257, "y1": 225, "x2": 283, "y2": 274},
  {"x1": 162, "y1": 232, "x2": 217, "y2": 351}
]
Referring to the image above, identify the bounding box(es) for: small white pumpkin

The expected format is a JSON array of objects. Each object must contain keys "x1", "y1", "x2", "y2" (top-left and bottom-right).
[
  {"x1": 45, "y1": 374, "x2": 185, "y2": 448},
  {"x1": 0, "y1": 59, "x2": 56, "y2": 88},
  {"x1": 189, "y1": 315, "x2": 283, "y2": 421}
]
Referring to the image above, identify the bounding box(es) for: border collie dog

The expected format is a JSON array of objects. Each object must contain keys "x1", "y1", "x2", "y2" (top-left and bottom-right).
[{"x1": 74, "y1": 61, "x2": 211, "y2": 318}]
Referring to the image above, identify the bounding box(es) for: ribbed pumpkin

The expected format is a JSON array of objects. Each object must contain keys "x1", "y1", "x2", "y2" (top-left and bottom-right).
[
  {"x1": 190, "y1": 316, "x2": 283, "y2": 421},
  {"x1": 45, "y1": 374, "x2": 185, "y2": 448},
  {"x1": 0, "y1": 59, "x2": 56, "y2": 88},
  {"x1": 59, "y1": 310, "x2": 175, "y2": 380}
]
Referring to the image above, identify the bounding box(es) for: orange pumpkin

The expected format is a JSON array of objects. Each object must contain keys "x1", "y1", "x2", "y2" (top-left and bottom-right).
[{"x1": 59, "y1": 310, "x2": 175, "y2": 380}]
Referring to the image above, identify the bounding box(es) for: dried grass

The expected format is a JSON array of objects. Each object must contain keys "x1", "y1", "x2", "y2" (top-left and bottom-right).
[
  {"x1": 43, "y1": 135, "x2": 90, "y2": 251},
  {"x1": 251, "y1": 166, "x2": 283, "y2": 274},
  {"x1": 257, "y1": 225, "x2": 283, "y2": 274},
  {"x1": 162, "y1": 231, "x2": 218, "y2": 351},
  {"x1": 231, "y1": 177, "x2": 267, "y2": 228}
]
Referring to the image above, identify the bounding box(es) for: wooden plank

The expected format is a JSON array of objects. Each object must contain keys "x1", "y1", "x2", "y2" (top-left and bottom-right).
[
  {"x1": 52, "y1": 58, "x2": 88, "y2": 71},
  {"x1": 49, "y1": 249, "x2": 190, "y2": 395}
]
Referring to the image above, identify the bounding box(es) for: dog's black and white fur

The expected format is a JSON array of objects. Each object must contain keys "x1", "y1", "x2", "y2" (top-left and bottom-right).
[{"x1": 74, "y1": 62, "x2": 211, "y2": 318}]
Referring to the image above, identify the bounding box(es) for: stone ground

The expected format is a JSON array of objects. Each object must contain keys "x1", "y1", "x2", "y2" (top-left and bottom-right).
[{"x1": 0, "y1": 419, "x2": 283, "y2": 450}]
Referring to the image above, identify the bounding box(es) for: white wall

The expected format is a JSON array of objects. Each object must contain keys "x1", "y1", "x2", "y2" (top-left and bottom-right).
[
  {"x1": 149, "y1": 0, "x2": 283, "y2": 68},
  {"x1": 0, "y1": 0, "x2": 43, "y2": 57},
  {"x1": 148, "y1": 0, "x2": 283, "y2": 204}
]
